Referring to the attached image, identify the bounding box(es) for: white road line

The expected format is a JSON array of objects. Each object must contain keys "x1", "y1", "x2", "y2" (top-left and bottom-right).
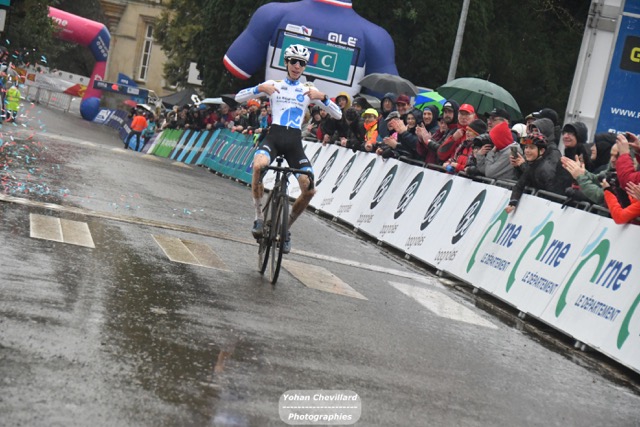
[
  {"x1": 389, "y1": 281, "x2": 497, "y2": 329},
  {"x1": 284, "y1": 260, "x2": 367, "y2": 299},
  {"x1": 29, "y1": 213, "x2": 95, "y2": 248}
]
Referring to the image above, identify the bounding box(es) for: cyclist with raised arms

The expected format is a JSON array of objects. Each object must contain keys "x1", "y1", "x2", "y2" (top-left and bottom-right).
[{"x1": 235, "y1": 44, "x2": 342, "y2": 253}]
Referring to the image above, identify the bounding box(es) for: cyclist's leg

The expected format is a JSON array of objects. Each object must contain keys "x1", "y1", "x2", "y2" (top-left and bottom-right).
[
  {"x1": 290, "y1": 172, "x2": 315, "y2": 227},
  {"x1": 251, "y1": 136, "x2": 276, "y2": 236},
  {"x1": 284, "y1": 142, "x2": 315, "y2": 229}
]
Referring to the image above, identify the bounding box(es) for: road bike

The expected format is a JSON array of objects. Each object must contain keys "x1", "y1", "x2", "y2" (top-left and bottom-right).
[{"x1": 257, "y1": 156, "x2": 314, "y2": 284}]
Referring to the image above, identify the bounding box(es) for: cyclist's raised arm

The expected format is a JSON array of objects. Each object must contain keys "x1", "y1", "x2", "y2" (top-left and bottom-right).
[
  {"x1": 235, "y1": 80, "x2": 278, "y2": 103},
  {"x1": 315, "y1": 97, "x2": 342, "y2": 120}
]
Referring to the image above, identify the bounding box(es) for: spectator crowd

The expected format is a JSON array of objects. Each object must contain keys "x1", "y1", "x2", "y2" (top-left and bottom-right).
[{"x1": 139, "y1": 88, "x2": 640, "y2": 225}]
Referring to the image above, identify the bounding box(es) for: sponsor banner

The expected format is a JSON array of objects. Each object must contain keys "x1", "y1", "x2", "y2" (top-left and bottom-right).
[
  {"x1": 539, "y1": 218, "x2": 640, "y2": 371},
  {"x1": 596, "y1": 13, "x2": 640, "y2": 135},
  {"x1": 315, "y1": 150, "x2": 371, "y2": 218},
  {"x1": 406, "y1": 175, "x2": 508, "y2": 270},
  {"x1": 341, "y1": 157, "x2": 399, "y2": 227},
  {"x1": 93, "y1": 108, "x2": 113, "y2": 125},
  {"x1": 384, "y1": 168, "x2": 451, "y2": 254},
  {"x1": 151, "y1": 129, "x2": 183, "y2": 157},
  {"x1": 356, "y1": 161, "x2": 423, "y2": 246},
  {"x1": 314, "y1": 147, "x2": 360, "y2": 213},
  {"x1": 464, "y1": 196, "x2": 602, "y2": 314}
]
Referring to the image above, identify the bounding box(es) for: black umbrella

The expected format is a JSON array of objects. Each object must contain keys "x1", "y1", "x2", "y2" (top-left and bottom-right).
[{"x1": 358, "y1": 73, "x2": 419, "y2": 96}]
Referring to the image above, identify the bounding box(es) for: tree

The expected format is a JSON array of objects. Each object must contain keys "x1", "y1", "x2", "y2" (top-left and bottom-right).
[
  {"x1": 2, "y1": 0, "x2": 106, "y2": 76},
  {"x1": 157, "y1": 0, "x2": 589, "y2": 120},
  {"x1": 155, "y1": 0, "x2": 205, "y2": 88},
  {"x1": 3, "y1": 0, "x2": 58, "y2": 65}
]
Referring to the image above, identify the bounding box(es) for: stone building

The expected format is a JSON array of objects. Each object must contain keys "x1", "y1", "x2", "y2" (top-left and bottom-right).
[{"x1": 99, "y1": 0, "x2": 172, "y2": 97}]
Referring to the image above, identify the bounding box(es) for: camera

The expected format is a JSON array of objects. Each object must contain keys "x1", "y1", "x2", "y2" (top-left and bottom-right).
[
  {"x1": 605, "y1": 171, "x2": 619, "y2": 188},
  {"x1": 472, "y1": 133, "x2": 493, "y2": 148},
  {"x1": 510, "y1": 146, "x2": 519, "y2": 157}
]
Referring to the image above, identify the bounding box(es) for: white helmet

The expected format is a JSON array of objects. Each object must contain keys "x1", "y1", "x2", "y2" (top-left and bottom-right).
[{"x1": 284, "y1": 44, "x2": 310, "y2": 62}]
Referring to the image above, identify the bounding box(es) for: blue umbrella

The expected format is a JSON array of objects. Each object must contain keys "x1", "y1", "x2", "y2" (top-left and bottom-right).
[{"x1": 414, "y1": 91, "x2": 446, "y2": 113}]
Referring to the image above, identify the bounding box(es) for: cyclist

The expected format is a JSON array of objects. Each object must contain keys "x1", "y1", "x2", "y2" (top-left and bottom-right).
[{"x1": 235, "y1": 44, "x2": 342, "y2": 253}]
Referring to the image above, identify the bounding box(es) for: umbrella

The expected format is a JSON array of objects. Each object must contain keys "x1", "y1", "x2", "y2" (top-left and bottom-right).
[
  {"x1": 137, "y1": 103, "x2": 154, "y2": 113},
  {"x1": 200, "y1": 97, "x2": 224, "y2": 105},
  {"x1": 414, "y1": 91, "x2": 446, "y2": 113},
  {"x1": 437, "y1": 77, "x2": 522, "y2": 119},
  {"x1": 123, "y1": 99, "x2": 137, "y2": 108},
  {"x1": 358, "y1": 93, "x2": 381, "y2": 110},
  {"x1": 359, "y1": 73, "x2": 419, "y2": 97}
]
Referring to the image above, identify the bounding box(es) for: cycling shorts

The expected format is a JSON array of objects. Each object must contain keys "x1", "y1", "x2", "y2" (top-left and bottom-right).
[{"x1": 255, "y1": 125, "x2": 313, "y2": 173}]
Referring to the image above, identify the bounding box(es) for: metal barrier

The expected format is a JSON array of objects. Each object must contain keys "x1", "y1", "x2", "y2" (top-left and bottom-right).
[{"x1": 22, "y1": 85, "x2": 79, "y2": 115}]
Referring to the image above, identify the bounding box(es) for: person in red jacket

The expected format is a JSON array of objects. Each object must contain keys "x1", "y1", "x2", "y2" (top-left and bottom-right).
[
  {"x1": 126, "y1": 110, "x2": 149, "y2": 151},
  {"x1": 614, "y1": 132, "x2": 640, "y2": 188},
  {"x1": 437, "y1": 103, "x2": 476, "y2": 162},
  {"x1": 603, "y1": 179, "x2": 640, "y2": 224},
  {"x1": 442, "y1": 118, "x2": 487, "y2": 173}
]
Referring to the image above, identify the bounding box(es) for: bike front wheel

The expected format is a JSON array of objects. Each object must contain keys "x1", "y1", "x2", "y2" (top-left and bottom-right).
[
  {"x1": 269, "y1": 194, "x2": 289, "y2": 284},
  {"x1": 258, "y1": 196, "x2": 272, "y2": 274}
]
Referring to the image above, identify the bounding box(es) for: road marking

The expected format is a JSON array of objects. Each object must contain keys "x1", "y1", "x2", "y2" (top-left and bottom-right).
[
  {"x1": 172, "y1": 161, "x2": 192, "y2": 169},
  {"x1": 142, "y1": 154, "x2": 163, "y2": 161},
  {"x1": 152, "y1": 234, "x2": 229, "y2": 270},
  {"x1": 389, "y1": 281, "x2": 497, "y2": 329},
  {"x1": 284, "y1": 259, "x2": 367, "y2": 300},
  {"x1": 29, "y1": 214, "x2": 95, "y2": 248},
  {"x1": 4, "y1": 194, "x2": 443, "y2": 283}
]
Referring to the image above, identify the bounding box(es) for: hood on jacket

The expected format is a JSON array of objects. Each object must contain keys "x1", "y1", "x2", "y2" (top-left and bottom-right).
[
  {"x1": 532, "y1": 118, "x2": 555, "y2": 144},
  {"x1": 423, "y1": 105, "x2": 440, "y2": 128},
  {"x1": 489, "y1": 120, "x2": 513, "y2": 151},
  {"x1": 562, "y1": 121, "x2": 588, "y2": 145},
  {"x1": 380, "y1": 93, "x2": 397, "y2": 113},
  {"x1": 442, "y1": 99, "x2": 459, "y2": 125},
  {"x1": 335, "y1": 91, "x2": 352, "y2": 109},
  {"x1": 593, "y1": 132, "x2": 616, "y2": 170}
]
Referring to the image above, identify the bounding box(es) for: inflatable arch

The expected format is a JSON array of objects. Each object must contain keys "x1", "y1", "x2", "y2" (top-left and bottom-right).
[
  {"x1": 48, "y1": 7, "x2": 111, "y2": 121},
  {"x1": 224, "y1": 0, "x2": 398, "y2": 98}
]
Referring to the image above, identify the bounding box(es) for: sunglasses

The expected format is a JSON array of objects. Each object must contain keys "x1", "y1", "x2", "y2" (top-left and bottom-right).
[{"x1": 287, "y1": 59, "x2": 307, "y2": 67}]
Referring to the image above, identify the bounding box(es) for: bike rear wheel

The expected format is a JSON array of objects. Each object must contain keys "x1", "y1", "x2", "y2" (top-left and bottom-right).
[{"x1": 269, "y1": 194, "x2": 289, "y2": 284}]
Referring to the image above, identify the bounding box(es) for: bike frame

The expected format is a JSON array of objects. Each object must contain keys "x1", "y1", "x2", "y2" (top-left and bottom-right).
[{"x1": 257, "y1": 156, "x2": 313, "y2": 285}]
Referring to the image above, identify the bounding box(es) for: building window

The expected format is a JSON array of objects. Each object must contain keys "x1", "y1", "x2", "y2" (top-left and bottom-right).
[{"x1": 138, "y1": 24, "x2": 153, "y2": 81}]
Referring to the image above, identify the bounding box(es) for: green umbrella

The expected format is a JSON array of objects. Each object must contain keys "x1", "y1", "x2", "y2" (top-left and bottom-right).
[
  {"x1": 414, "y1": 91, "x2": 446, "y2": 113},
  {"x1": 437, "y1": 77, "x2": 522, "y2": 119}
]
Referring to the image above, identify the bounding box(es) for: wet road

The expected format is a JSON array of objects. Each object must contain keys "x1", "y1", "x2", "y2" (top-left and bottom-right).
[{"x1": 1, "y1": 108, "x2": 639, "y2": 426}]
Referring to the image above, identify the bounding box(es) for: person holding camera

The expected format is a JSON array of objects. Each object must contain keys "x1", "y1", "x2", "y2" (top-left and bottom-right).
[
  {"x1": 615, "y1": 131, "x2": 640, "y2": 188},
  {"x1": 561, "y1": 144, "x2": 629, "y2": 207},
  {"x1": 442, "y1": 119, "x2": 487, "y2": 173},
  {"x1": 376, "y1": 111, "x2": 420, "y2": 159},
  {"x1": 602, "y1": 177, "x2": 640, "y2": 224},
  {"x1": 475, "y1": 116, "x2": 522, "y2": 180},
  {"x1": 505, "y1": 134, "x2": 563, "y2": 214}
]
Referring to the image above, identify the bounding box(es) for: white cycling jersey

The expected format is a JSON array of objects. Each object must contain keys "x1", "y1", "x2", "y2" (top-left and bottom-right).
[{"x1": 235, "y1": 77, "x2": 342, "y2": 129}]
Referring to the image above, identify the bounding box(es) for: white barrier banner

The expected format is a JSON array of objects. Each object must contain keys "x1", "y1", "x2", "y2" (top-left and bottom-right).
[
  {"x1": 299, "y1": 144, "x2": 640, "y2": 373},
  {"x1": 384, "y1": 167, "x2": 451, "y2": 253},
  {"x1": 314, "y1": 147, "x2": 360, "y2": 212},
  {"x1": 406, "y1": 174, "x2": 508, "y2": 270},
  {"x1": 539, "y1": 218, "x2": 640, "y2": 371},
  {"x1": 460, "y1": 195, "x2": 602, "y2": 314},
  {"x1": 313, "y1": 150, "x2": 368, "y2": 217},
  {"x1": 356, "y1": 160, "x2": 424, "y2": 247}
]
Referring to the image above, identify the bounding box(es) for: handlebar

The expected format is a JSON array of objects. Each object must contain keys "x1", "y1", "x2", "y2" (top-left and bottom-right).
[{"x1": 262, "y1": 158, "x2": 315, "y2": 190}]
